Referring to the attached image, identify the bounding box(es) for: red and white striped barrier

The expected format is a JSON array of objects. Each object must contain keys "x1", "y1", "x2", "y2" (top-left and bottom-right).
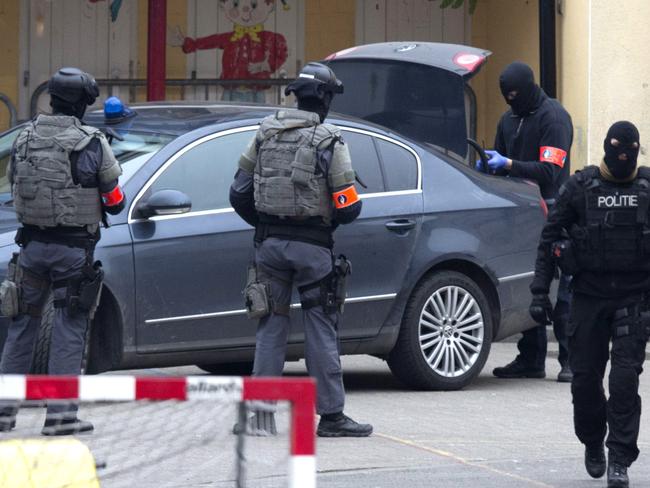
[{"x1": 0, "y1": 374, "x2": 316, "y2": 488}]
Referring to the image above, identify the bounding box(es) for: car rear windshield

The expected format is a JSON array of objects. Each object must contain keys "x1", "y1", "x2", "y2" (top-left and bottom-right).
[{"x1": 0, "y1": 128, "x2": 174, "y2": 195}]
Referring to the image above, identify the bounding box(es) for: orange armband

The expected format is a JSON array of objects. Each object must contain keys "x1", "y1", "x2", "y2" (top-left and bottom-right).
[
  {"x1": 539, "y1": 146, "x2": 567, "y2": 168},
  {"x1": 101, "y1": 185, "x2": 125, "y2": 207},
  {"x1": 332, "y1": 185, "x2": 360, "y2": 209}
]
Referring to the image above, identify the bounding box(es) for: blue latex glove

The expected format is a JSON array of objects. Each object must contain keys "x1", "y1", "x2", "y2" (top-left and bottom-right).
[
  {"x1": 485, "y1": 150, "x2": 509, "y2": 172},
  {"x1": 475, "y1": 159, "x2": 484, "y2": 171}
]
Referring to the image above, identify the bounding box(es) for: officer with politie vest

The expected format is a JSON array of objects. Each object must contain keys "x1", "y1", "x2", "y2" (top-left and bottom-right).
[
  {"x1": 0, "y1": 68, "x2": 125, "y2": 435},
  {"x1": 531, "y1": 121, "x2": 650, "y2": 488},
  {"x1": 229, "y1": 62, "x2": 372, "y2": 437}
]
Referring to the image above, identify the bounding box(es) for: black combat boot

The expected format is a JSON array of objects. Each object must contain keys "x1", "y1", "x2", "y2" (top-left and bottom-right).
[
  {"x1": 492, "y1": 359, "x2": 545, "y2": 379},
  {"x1": 584, "y1": 444, "x2": 606, "y2": 478},
  {"x1": 317, "y1": 413, "x2": 372, "y2": 437},
  {"x1": 607, "y1": 461, "x2": 629, "y2": 488},
  {"x1": 557, "y1": 363, "x2": 573, "y2": 383},
  {"x1": 0, "y1": 415, "x2": 16, "y2": 432},
  {"x1": 41, "y1": 418, "x2": 94, "y2": 436}
]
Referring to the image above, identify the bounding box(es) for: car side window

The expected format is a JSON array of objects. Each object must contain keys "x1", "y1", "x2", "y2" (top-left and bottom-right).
[
  {"x1": 148, "y1": 130, "x2": 255, "y2": 212},
  {"x1": 376, "y1": 138, "x2": 418, "y2": 191},
  {"x1": 341, "y1": 131, "x2": 384, "y2": 194}
]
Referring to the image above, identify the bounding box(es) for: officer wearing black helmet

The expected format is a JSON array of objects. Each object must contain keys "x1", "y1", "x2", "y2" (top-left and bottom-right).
[
  {"x1": 0, "y1": 67, "x2": 125, "y2": 435},
  {"x1": 531, "y1": 121, "x2": 649, "y2": 488},
  {"x1": 230, "y1": 62, "x2": 372, "y2": 437}
]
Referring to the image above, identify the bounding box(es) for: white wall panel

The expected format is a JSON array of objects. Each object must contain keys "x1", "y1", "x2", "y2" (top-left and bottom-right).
[
  {"x1": 357, "y1": 0, "x2": 467, "y2": 45},
  {"x1": 22, "y1": 0, "x2": 138, "y2": 117}
]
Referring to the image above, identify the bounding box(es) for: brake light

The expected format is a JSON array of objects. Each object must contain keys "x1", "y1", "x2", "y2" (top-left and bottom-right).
[
  {"x1": 325, "y1": 46, "x2": 358, "y2": 61},
  {"x1": 539, "y1": 198, "x2": 548, "y2": 218},
  {"x1": 453, "y1": 53, "x2": 484, "y2": 72}
]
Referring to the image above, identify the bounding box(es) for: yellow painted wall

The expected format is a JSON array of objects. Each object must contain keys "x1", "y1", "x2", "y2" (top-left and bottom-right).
[
  {"x1": 137, "y1": 0, "x2": 187, "y2": 101},
  {"x1": 557, "y1": 0, "x2": 588, "y2": 170},
  {"x1": 589, "y1": 0, "x2": 650, "y2": 167},
  {"x1": 305, "y1": 0, "x2": 356, "y2": 63},
  {"x1": 471, "y1": 0, "x2": 539, "y2": 148},
  {"x1": 0, "y1": 2, "x2": 20, "y2": 131}
]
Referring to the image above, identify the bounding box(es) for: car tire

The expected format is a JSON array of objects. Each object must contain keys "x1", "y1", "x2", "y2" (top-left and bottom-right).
[
  {"x1": 387, "y1": 270, "x2": 493, "y2": 390},
  {"x1": 197, "y1": 362, "x2": 254, "y2": 376},
  {"x1": 30, "y1": 294, "x2": 53, "y2": 375},
  {"x1": 30, "y1": 293, "x2": 93, "y2": 375}
]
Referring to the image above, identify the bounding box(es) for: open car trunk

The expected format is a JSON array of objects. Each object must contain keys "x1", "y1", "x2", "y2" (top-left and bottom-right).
[{"x1": 325, "y1": 42, "x2": 491, "y2": 159}]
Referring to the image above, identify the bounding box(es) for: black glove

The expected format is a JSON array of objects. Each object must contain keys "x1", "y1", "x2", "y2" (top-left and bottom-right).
[{"x1": 529, "y1": 294, "x2": 553, "y2": 324}]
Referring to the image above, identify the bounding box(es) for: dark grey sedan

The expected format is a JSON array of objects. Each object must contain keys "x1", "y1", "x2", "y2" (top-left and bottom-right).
[{"x1": 0, "y1": 102, "x2": 545, "y2": 390}]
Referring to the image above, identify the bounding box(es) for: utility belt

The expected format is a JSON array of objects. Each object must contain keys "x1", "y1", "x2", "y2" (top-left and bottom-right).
[
  {"x1": 243, "y1": 255, "x2": 351, "y2": 319},
  {"x1": 298, "y1": 255, "x2": 351, "y2": 314},
  {"x1": 53, "y1": 260, "x2": 104, "y2": 319},
  {"x1": 254, "y1": 222, "x2": 333, "y2": 249},
  {"x1": 612, "y1": 295, "x2": 650, "y2": 341},
  {"x1": 552, "y1": 239, "x2": 579, "y2": 276},
  {"x1": 0, "y1": 253, "x2": 104, "y2": 320},
  {"x1": 16, "y1": 226, "x2": 97, "y2": 251},
  {"x1": 0, "y1": 252, "x2": 46, "y2": 318}
]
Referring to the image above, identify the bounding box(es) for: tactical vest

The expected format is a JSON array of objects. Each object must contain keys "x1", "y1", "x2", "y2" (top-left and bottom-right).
[
  {"x1": 570, "y1": 165, "x2": 650, "y2": 272},
  {"x1": 253, "y1": 110, "x2": 339, "y2": 225},
  {"x1": 12, "y1": 115, "x2": 103, "y2": 231}
]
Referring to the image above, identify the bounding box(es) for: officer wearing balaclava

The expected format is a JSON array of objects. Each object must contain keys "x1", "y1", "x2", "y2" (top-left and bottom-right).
[
  {"x1": 229, "y1": 62, "x2": 372, "y2": 438},
  {"x1": 480, "y1": 62, "x2": 574, "y2": 384},
  {"x1": 530, "y1": 121, "x2": 648, "y2": 488}
]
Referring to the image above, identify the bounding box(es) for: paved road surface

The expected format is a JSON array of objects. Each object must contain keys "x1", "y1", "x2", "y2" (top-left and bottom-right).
[{"x1": 3, "y1": 342, "x2": 649, "y2": 487}]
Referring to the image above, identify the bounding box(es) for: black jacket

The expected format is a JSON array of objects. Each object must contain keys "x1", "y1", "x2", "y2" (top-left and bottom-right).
[
  {"x1": 494, "y1": 91, "x2": 573, "y2": 200},
  {"x1": 530, "y1": 168, "x2": 650, "y2": 298}
]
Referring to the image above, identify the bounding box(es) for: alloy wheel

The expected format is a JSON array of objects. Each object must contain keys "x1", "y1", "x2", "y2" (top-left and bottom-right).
[{"x1": 418, "y1": 285, "x2": 484, "y2": 377}]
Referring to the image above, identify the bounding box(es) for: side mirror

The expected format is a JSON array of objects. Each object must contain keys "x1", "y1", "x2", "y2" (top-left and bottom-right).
[{"x1": 136, "y1": 189, "x2": 191, "y2": 219}]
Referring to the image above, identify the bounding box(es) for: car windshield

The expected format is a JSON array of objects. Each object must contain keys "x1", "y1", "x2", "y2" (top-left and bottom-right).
[
  {"x1": 108, "y1": 131, "x2": 175, "y2": 183},
  {"x1": 0, "y1": 126, "x2": 174, "y2": 196}
]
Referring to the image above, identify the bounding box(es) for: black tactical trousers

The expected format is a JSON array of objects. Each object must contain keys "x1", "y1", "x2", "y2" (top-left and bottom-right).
[
  {"x1": 569, "y1": 292, "x2": 647, "y2": 466},
  {"x1": 253, "y1": 237, "x2": 345, "y2": 415},
  {"x1": 0, "y1": 240, "x2": 89, "y2": 420},
  {"x1": 517, "y1": 272, "x2": 572, "y2": 369}
]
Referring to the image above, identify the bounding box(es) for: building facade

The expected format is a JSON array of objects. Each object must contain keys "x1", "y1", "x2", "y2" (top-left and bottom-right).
[{"x1": 0, "y1": 0, "x2": 647, "y2": 170}]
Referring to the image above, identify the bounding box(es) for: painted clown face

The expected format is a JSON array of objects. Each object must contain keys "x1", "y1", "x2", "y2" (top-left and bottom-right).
[{"x1": 219, "y1": 0, "x2": 276, "y2": 27}]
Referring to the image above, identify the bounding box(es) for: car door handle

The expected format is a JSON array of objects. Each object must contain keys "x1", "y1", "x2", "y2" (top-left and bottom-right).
[{"x1": 385, "y1": 219, "x2": 416, "y2": 233}]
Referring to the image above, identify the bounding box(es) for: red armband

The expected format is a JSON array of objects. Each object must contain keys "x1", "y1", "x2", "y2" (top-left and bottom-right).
[
  {"x1": 332, "y1": 185, "x2": 360, "y2": 209},
  {"x1": 101, "y1": 186, "x2": 125, "y2": 207},
  {"x1": 539, "y1": 146, "x2": 567, "y2": 168}
]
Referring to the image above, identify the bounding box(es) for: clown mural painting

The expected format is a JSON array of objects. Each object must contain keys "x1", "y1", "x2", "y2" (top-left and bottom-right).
[{"x1": 170, "y1": 0, "x2": 289, "y2": 103}]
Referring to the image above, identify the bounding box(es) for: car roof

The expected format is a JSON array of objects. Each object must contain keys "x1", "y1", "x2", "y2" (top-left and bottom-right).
[
  {"x1": 85, "y1": 102, "x2": 277, "y2": 135},
  {"x1": 324, "y1": 42, "x2": 491, "y2": 79},
  {"x1": 84, "y1": 101, "x2": 410, "y2": 141}
]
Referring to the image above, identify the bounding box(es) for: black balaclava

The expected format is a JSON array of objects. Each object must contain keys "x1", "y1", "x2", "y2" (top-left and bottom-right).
[
  {"x1": 603, "y1": 121, "x2": 640, "y2": 179},
  {"x1": 297, "y1": 92, "x2": 332, "y2": 123},
  {"x1": 499, "y1": 62, "x2": 542, "y2": 116},
  {"x1": 50, "y1": 94, "x2": 87, "y2": 119}
]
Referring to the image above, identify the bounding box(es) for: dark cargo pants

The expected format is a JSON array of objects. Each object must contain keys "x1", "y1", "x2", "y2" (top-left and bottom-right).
[
  {"x1": 517, "y1": 272, "x2": 572, "y2": 369},
  {"x1": 568, "y1": 292, "x2": 647, "y2": 466},
  {"x1": 0, "y1": 240, "x2": 89, "y2": 420},
  {"x1": 253, "y1": 237, "x2": 345, "y2": 415}
]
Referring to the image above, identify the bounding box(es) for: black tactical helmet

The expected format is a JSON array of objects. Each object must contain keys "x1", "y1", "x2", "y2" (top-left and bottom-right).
[
  {"x1": 48, "y1": 67, "x2": 100, "y2": 106},
  {"x1": 285, "y1": 62, "x2": 344, "y2": 100}
]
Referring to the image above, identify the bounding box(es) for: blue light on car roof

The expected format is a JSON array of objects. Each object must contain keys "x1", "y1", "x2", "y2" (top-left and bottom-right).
[{"x1": 104, "y1": 96, "x2": 135, "y2": 123}]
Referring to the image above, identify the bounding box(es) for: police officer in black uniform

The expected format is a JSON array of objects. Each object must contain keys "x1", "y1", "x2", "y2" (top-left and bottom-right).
[
  {"x1": 479, "y1": 61, "x2": 574, "y2": 382},
  {"x1": 531, "y1": 121, "x2": 648, "y2": 488},
  {"x1": 0, "y1": 67, "x2": 125, "y2": 435},
  {"x1": 230, "y1": 62, "x2": 372, "y2": 437}
]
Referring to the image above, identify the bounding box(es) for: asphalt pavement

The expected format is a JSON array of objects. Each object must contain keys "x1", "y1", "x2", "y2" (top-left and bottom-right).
[
  {"x1": 3, "y1": 342, "x2": 650, "y2": 487},
  {"x1": 306, "y1": 342, "x2": 650, "y2": 488}
]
